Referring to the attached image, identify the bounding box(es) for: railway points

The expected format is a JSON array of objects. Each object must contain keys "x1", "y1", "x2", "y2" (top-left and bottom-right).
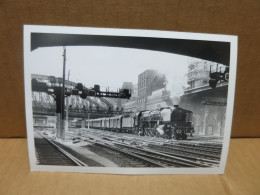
[{"x1": 34, "y1": 127, "x2": 223, "y2": 168}]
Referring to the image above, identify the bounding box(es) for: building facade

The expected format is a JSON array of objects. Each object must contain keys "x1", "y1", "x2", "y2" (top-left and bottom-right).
[
  {"x1": 137, "y1": 70, "x2": 166, "y2": 110},
  {"x1": 186, "y1": 59, "x2": 226, "y2": 90},
  {"x1": 180, "y1": 59, "x2": 228, "y2": 136}
]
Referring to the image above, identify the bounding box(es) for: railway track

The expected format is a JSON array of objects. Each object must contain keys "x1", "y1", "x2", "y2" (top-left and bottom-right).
[
  {"x1": 146, "y1": 144, "x2": 221, "y2": 161},
  {"x1": 113, "y1": 142, "x2": 212, "y2": 167},
  {"x1": 87, "y1": 139, "x2": 170, "y2": 167},
  {"x1": 34, "y1": 132, "x2": 87, "y2": 166},
  {"x1": 162, "y1": 143, "x2": 222, "y2": 153},
  {"x1": 80, "y1": 128, "x2": 223, "y2": 148},
  {"x1": 66, "y1": 130, "x2": 221, "y2": 167},
  {"x1": 81, "y1": 128, "x2": 222, "y2": 151},
  {"x1": 66, "y1": 132, "x2": 166, "y2": 167}
]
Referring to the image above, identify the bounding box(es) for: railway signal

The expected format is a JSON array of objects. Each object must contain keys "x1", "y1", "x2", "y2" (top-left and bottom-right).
[{"x1": 209, "y1": 65, "x2": 229, "y2": 88}]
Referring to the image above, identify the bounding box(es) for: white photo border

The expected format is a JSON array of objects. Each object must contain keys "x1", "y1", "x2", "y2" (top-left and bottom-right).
[{"x1": 24, "y1": 25, "x2": 238, "y2": 174}]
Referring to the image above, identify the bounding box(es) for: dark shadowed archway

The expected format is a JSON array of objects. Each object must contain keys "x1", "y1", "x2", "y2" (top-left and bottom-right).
[{"x1": 31, "y1": 33, "x2": 230, "y2": 66}]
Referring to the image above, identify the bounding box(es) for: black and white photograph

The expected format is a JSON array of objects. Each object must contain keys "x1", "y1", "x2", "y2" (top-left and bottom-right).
[{"x1": 24, "y1": 25, "x2": 237, "y2": 174}]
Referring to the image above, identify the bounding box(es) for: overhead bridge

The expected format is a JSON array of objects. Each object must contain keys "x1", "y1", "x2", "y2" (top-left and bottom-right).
[
  {"x1": 31, "y1": 32, "x2": 230, "y2": 66},
  {"x1": 33, "y1": 107, "x2": 132, "y2": 119},
  {"x1": 32, "y1": 74, "x2": 115, "y2": 110}
]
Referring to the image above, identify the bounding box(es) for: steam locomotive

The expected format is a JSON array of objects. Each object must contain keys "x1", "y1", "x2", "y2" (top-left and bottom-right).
[{"x1": 85, "y1": 105, "x2": 194, "y2": 140}]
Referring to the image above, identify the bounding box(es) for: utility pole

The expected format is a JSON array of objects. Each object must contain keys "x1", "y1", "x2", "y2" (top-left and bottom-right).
[
  {"x1": 60, "y1": 46, "x2": 66, "y2": 140},
  {"x1": 65, "y1": 70, "x2": 70, "y2": 133},
  {"x1": 88, "y1": 102, "x2": 90, "y2": 130}
]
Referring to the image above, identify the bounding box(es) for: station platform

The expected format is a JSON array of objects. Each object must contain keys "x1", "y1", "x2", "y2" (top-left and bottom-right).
[{"x1": 0, "y1": 138, "x2": 259, "y2": 195}]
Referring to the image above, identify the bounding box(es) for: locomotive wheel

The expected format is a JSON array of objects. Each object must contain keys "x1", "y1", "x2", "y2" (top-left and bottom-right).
[
  {"x1": 152, "y1": 126, "x2": 159, "y2": 137},
  {"x1": 134, "y1": 128, "x2": 139, "y2": 135},
  {"x1": 144, "y1": 128, "x2": 149, "y2": 136},
  {"x1": 148, "y1": 128, "x2": 155, "y2": 137},
  {"x1": 174, "y1": 134, "x2": 180, "y2": 140},
  {"x1": 142, "y1": 125, "x2": 149, "y2": 136},
  {"x1": 150, "y1": 128, "x2": 156, "y2": 137},
  {"x1": 182, "y1": 134, "x2": 187, "y2": 140},
  {"x1": 140, "y1": 128, "x2": 145, "y2": 136},
  {"x1": 166, "y1": 130, "x2": 172, "y2": 139},
  {"x1": 154, "y1": 130, "x2": 160, "y2": 138}
]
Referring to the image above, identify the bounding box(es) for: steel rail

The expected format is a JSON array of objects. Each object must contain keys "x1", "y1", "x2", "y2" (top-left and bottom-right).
[
  {"x1": 76, "y1": 131, "x2": 205, "y2": 167},
  {"x1": 81, "y1": 129, "x2": 221, "y2": 159},
  {"x1": 114, "y1": 142, "x2": 210, "y2": 167},
  {"x1": 85, "y1": 138, "x2": 168, "y2": 167},
  {"x1": 145, "y1": 147, "x2": 220, "y2": 164},
  {"x1": 177, "y1": 142, "x2": 223, "y2": 149},
  {"x1": 147, "y1": 145, "x2": 221, "y2": 160},
  {"x1": 65, "y1": 132, "x2": 168, "y2": 167},
  {"x1": 67, "y1": 130, "x2": 221, "y2": 167},
  {"x1": 161, "y1": 144, "x2": 222, "y2": 153},
  {"x1": 38, "y1": 132, "x2": 87, "y2": 166}
]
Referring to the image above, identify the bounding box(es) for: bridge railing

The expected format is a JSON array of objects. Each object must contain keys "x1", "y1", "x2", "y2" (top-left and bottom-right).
[{"x1": 32, "y1": 106, "x2": 133, "y2": 116}]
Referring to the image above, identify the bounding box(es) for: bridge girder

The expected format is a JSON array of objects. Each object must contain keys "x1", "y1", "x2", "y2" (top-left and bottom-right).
[
  {"x1": 31, "y1": 33, "x2": 230, "y2": 66},
  {"x1": 32, "y1": 74, "x2": 111, "y2": 110}
]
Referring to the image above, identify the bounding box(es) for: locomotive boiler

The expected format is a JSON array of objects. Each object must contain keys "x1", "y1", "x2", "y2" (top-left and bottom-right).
[{"x1": 135, "y1": 105, "x2": 194, "y2": 139}]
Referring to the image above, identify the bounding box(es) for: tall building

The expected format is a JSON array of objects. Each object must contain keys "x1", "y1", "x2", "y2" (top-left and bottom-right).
[
  {"x1": 187, "y1": 60, "x2": 211, "y2": 90},
  {"x1": 137, "y1": 70, "x2": 166, "y2": 110}
]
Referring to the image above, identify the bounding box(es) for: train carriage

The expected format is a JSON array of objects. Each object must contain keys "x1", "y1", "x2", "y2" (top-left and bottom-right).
[
  {"x1": 122, "y1": 115, "x2": 135, "y2": 133},
  {"x1": 109, "y1": 116, "x2": 123, "y2": 131},
  {"x1": 70, "y1": 119, "x2": 82, "y2": 128},
  {"x1": 100, "y1": 118, "x2": 110, "y2": 130},
  {"x1": 85, "y1": 119, "x2": 89, "y2": 128},
  {"x1": 104, "y1": 118, "x2": 110, "y2": 129},
  {"x1": 92, "y1": 118, "x2": 102, "y2": 129},
  {"x1": 85, "y1": 119, "x2": 93, "y2": 128},
  {"x1": 100, "y1": 118, "x2": 105, "y2": 129}
]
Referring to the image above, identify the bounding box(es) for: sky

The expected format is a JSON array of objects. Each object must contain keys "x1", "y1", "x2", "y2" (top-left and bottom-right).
[{"x1": 30, "y1": 46, "x2": 191, "y2": 97}]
